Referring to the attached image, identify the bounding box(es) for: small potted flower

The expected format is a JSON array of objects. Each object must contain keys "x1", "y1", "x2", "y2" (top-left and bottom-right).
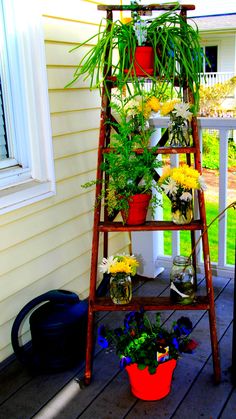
[
  {"x1": 160, "y1": 99, "x2": 193, "y2": 146},
  {"x1": 98, "y1": 309, "x2": 197, "y2": 400},
  {"x1": 158, "y1": 164, "x2": 207, "y2": 224},
  {"x1": 99, "y1": 254, "x2": 139, "y2": 304}
]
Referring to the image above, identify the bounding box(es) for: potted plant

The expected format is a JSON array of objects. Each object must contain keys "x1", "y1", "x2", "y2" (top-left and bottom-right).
[
  {"x1": 66, "y1": 3, "x2": 203, "y2": 109},
  {"x1": 98, "y1": 309, "x2": 197, "y2": 400},
  {"x1": 99, "y1": 253, "x2": 139, "y2": 304},
  {"x1": 158, "y1": 164, "x2": 207, "y2": 224},
  {"x1": 83, "y1": 92, "x2": 163, "y2": 224}
]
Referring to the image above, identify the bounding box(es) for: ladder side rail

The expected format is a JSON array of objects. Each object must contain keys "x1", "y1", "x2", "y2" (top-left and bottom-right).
[
  {"x1": 85, "y1": 9, "x2": 114, "y2": 385},
  {"x1": 192, "y1": 117, "x2": 221, "y2": 383}
]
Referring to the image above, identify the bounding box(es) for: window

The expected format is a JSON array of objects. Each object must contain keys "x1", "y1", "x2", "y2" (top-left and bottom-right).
[
  {"x1": 0, "y1": 0, "x2": 55, "y2": 214},
  {"x1": 0, "y1": 80, "x2": 8, "y2": 160},
  {"x1": 203, "y1": 46, "x2": 218, "y2": 73}
]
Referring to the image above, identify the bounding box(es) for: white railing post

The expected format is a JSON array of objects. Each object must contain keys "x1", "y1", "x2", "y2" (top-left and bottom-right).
[
  {"x1": 131, "y1": 127, "x2": 165, "y2": 278},
  {"x1": 218, "y1": 128, "x2": 229, "y2": 268},
  {"x1": 200, "y1": 72, "x2": 234, "y2": 87}
]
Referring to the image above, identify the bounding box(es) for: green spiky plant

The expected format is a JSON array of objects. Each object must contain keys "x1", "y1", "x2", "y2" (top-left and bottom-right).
[{"x1": 66, "y1": 4, "x2": 203, "y2": 112}]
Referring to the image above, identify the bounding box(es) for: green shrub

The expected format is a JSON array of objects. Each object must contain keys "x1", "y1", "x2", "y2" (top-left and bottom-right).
[{"x1": 202, "y1": 130, "x2": 236, "y2": 169}]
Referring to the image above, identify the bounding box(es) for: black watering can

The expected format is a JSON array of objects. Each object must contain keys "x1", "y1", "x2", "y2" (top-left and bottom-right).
[{"x1": 11, "y1": 290, "x2": 88, "y2": 372}]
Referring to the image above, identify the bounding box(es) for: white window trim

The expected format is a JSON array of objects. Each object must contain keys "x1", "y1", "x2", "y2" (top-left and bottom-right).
[{"x1": 0, "y1": 0, "x2": 55, "y2": 214}]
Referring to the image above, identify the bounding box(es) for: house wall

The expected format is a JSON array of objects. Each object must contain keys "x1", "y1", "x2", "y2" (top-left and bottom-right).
[
  {"x1": 200, "y1": 32, "x2": 236, "y2": 73},
  {"x1": 0, "y1": 0, "x2": 129, "y2": 364}
]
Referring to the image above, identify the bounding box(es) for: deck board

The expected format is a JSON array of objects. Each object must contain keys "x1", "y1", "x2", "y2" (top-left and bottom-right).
[{"x1": 0, "y1": 272, "x2": 235, "y2": 419}]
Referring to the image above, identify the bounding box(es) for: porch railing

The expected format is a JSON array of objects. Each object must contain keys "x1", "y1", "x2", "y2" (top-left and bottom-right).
[
  {"x1": 200, "y1": 72, "x2": 235, "y2": 87},
  {"x1": 132, "y1": 117, "x2": 236, "y2": 278}
]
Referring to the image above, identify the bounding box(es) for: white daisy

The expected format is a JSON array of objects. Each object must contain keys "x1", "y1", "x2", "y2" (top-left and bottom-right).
[
  {"x1": 173, "y1": 102, "x2": 192, "y2": 121},
  {"x1": 162, "y1": 179, "x2": 178, "y2": 195},
  {"x1": 99, "y1": 256, "x2": 115, "y2": 274}
]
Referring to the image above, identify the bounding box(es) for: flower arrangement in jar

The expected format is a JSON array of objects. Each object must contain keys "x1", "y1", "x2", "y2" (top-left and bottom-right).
[
  {"x1": 99, "y1": 254, "x2": 139, "y2": 304},
  {"x1": 158, "y1": 164, "x2": 207, "y2": 224},
  {"x1": 160, "y1": 99, "x2": 193, "y2": 146}
]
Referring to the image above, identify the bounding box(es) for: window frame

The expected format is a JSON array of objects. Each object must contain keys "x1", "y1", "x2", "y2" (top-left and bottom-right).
[{"x1": 0, "y1": 0, "x2": 55, "y2": 214}]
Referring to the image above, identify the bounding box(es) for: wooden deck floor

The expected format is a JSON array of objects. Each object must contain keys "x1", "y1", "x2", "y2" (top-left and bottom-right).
[{"x1": 0, "y1": 271, "x2": 236, "y2": 419}]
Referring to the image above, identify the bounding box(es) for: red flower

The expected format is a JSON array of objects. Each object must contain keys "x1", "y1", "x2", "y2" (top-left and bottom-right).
[{"x1": 181, "y1": 339, "x2": 198, "y2": 353}]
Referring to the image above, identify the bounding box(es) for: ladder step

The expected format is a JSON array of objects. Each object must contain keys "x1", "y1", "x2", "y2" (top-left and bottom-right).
[
  {"x1": 91, "y1": 296, "x2": 210, "y2": 311},
  {"x1": 98, "y1": 220, "x2": 203, "y2": 232},
  {"x1": 102, "y1": 146, "x2": 197, "y2": 155}
]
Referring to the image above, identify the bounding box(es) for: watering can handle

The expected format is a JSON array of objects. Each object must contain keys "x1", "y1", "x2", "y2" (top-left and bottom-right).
[{"x1": 11, "y1": 290, "x2": 80, "y2": 364}]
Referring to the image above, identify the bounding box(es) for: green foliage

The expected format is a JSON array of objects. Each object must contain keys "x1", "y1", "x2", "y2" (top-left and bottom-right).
[
  {"x1": 202, "y1": 130, "x2": 236, "y2": 170},
  {"x1": 202, "y1": 131, "x2": 219, "y2": 169},
  {"x1": 163, "y1": 196, "x2": 236, "y2": 265},
  {"x1": 101, "y1": 98, "x2": 163, "y2": 216},
  {"x1": 98, "y1": 310, "x2": 195, "y2": 374},
  {"x1": 82, "y1": 93, "x2": 163, "y2": 217}
]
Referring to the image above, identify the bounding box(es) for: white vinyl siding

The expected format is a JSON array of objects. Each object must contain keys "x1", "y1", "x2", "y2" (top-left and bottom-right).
[{"x1": 0, "y1": 0, "x2": 129, "y2": 364}]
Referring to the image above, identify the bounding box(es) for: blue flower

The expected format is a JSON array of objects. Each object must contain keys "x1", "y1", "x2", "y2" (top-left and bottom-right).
[
  {"x1": 175, "y1": 317, "x2": 193, "y2": 336},
  {"x1": 119, "y1": 356, "x2": 132, "y2": 370},
  {"x1": 172, "y1": 337, "x2": 179, "y2": 350},
  {"x1": 124, "y1": 311, "x2": 136, "y2": 330},
  {"x1": 97, "y1": 325, "x2": 109, "y2": 349}
]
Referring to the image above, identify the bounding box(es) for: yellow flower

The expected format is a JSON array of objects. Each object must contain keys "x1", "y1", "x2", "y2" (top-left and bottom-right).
[
  {"x1": 147, "y1": 97, "x2": 161, "y2": 113},
  {"x1": 158, "y1": 164, "x2": 204, "y2": 194},
  {"x1": 172, "y1": 171, "x2": 186, "y2": 186},
  {"x1": 160, "y1": 99, "x2": 180, "y2": 116},
  {"x1": 142, "y1": 103, "x2": 152, "y2": 119},
  {"x1": 100, "y1": 254, "x2": 139, "y2": 276},
  {"x1": 109, "y1": 261, "x2": 132, "y2": 275},
  {"x1": 121, "y1": 17, "x2": 133, "y2": 24}
]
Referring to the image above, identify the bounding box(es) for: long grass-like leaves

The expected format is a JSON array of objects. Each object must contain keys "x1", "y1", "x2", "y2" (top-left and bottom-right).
[{"x1": 66, "y1": 10, "x2": 203, "y2": 108}]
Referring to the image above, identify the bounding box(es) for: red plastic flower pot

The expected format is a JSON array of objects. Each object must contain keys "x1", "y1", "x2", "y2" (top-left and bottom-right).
[
  {"x1": 126, "y1": 359, "x2": 177, "y2": 401},
  {"x1": 124, "y1": 46, "x2": 154, "y2": 76},
  {"x1": 133, "y1": 46, "x2": 154, "y2": 76},
  {"x1": 121, "y1": 193, "x2": 151, "y2": 225}
]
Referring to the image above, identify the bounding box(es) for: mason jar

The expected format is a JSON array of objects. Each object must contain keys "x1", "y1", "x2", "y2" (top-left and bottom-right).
[
  {"x1": 168, "y1": 119, "x2": 190, "y2": 147},
  {"x1": 110, "y1": 274, "x2": 132, "y2": 304},
  {"x1": 170, "y1": 256, "x2": 195, "y2": 305}
]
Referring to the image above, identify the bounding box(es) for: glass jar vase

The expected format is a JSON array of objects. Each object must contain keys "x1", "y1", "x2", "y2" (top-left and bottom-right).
[
  {"x1": 110, "y1": 274, "x2": 132, "y2": 304},
  {"x1": 170, "y1": 256, "x2": 195, "y2": 305},
  {"x1": 171, "y1": 199, "x2": 193, "y2": 225},
  {"x1": 168, "y1": 118, "x2": 190, "y2": 147}
]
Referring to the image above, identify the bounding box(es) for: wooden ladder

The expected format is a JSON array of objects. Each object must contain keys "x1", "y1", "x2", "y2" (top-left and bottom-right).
[{"x1": 83, "y1": 3, "x2": 221, "y2": 385}]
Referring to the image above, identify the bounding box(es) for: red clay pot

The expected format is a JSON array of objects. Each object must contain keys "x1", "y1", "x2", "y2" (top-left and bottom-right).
[
  {"x1": 121, "y1": 193, "x2": 151, "y2": 225},
  {"x1": 126, "y1": 359, "x2": 177, "y2": 401}
]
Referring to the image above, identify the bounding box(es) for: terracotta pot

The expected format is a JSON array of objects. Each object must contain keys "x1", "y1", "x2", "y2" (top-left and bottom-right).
[
  {"x1": 121, "y1": 193, "x2": 151, "y2": 225},
  {"x1": 126, "y1": 359, "x2": 177, "y2": 401},
  {"x1": 125, "y1": 46, "x2": 154, "y2": 77}
]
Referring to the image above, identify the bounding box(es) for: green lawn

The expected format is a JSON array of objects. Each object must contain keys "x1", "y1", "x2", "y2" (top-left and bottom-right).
[{"x1": 162, "y1": 195, "x2": 235, "y2": 265}]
